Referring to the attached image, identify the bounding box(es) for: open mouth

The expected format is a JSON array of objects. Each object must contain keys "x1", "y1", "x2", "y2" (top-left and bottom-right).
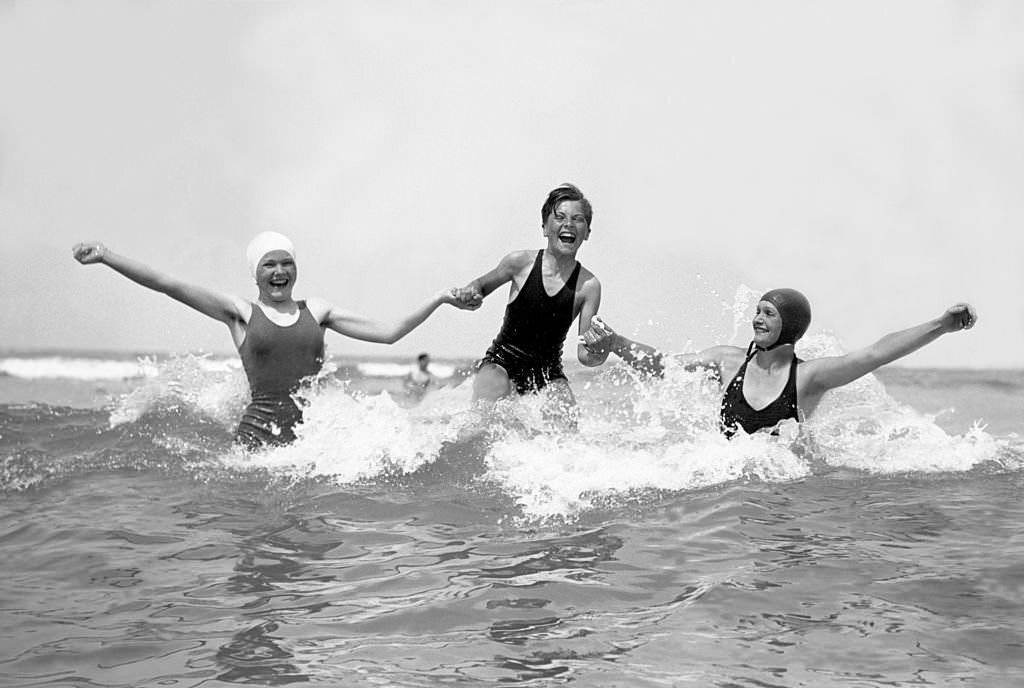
[
  {"x1": 269, "y1": 277, "x2": 290, "y2": 288},
  {"x1": 557, "y1": 232, "x2": 576, "y2": 244}
]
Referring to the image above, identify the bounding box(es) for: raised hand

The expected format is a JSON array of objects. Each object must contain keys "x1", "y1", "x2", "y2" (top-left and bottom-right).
[
  {"x1": 71, "y1": 242, "x2": 108, "y2": 265},
  {"x1": 941, "y1": 303, "x2": 977, "y2": 332}
]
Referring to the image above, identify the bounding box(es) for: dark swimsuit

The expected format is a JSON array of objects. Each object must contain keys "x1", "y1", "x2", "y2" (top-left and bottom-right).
[
  {"x1": 236, "y1": 300, "x2": 325, "y2": 448},
  {"x1": 478, "y1": 250, "x2": 581, "y2": 394},
  {"x1": 719, "y1": 342, "x2": 801, "y2": 437}
]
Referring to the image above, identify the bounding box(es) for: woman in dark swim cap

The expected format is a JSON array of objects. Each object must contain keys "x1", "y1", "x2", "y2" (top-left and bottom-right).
[
  {"x1": 757, "y1": 288, "x2": 811, "y2": 349},
  {"x1": 581, "y1": 289, "x2": 977, "y2": 437}
]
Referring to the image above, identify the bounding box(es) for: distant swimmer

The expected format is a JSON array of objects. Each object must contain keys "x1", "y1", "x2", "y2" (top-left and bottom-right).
[
  {"x1": 404, "y1": 352, "x2": 436, "y2": 400},
  {"x1": 581, "y1": 288, "x2": 978, "y2": 437},
  {"x1": 72, "y1": 233, "x2": 474, "y2": 448},
  {"x1": 453, "y1": 183, "x2": 608, "y2": 422}
]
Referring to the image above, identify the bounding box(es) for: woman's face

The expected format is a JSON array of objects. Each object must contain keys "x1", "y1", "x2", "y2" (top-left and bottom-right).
[
  {"x1": 752, "y1": 300, "x2": 783, "y2": 348},
  {"x1": 255, "y1": 250, "x2": 297, "y2": 302}
]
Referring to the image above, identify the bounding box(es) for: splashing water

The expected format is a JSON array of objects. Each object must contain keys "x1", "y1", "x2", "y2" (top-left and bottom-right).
[
  {"x1": 794, "y1": 333, "x2": 1004, "y2": 474},
  {"x1": 228, "y1": 380, "x2": 473, "y2": 483},
  {"x1": 80, "y1": 320, "x2": 1013, "y2": 523},
  {"x1": 108, "y1": 353, "x2": 248, "y2": 429},
  {"x1": 726, "y1": 284, "x2": 764, "y2": 346}
]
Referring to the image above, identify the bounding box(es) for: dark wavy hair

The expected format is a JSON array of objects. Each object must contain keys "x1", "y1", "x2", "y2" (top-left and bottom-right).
[{"x1": 541, "y1": 183, "x2": 593, "y2": 227}]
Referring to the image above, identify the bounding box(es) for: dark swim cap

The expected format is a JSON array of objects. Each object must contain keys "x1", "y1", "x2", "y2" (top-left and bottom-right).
[{"x1": 760, "y1": 288, "x2": 811, "y2": 349}]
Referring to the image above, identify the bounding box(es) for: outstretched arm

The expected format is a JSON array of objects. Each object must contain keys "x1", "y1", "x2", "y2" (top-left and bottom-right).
[
  {"x1": 72, "y1": 242, "x2": 246, "y2": 325},
  {"x1": 575, "y1": 276, "x2": 607, "y2": 367},
  {"x1": 460, "y1": 251, "x2": 534, "y2": 304},
  {"x1": 581, "y1": 316, "x2": 733, "y2": 378},
  {"x1": 581, "y1": 316, "x2": 667, "y2": 376},
  {"x1": 801, "y1": 302, "x2": 977, "y2": 394},
  {"x1": 312, "y1": 289, "x2": 470, "y2": 344}
]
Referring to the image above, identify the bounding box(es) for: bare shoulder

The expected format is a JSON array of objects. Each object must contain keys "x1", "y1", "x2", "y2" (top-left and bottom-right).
[
  {"x1": 793, "y1": 355, "x2": 835, "y2": 393},
  {"x1": 578, "y1": 263, "x2": 599, "y2": 283},
  {"x1": 577, "y1": 265, "x2": 600, "y2": 293},
  {"x1": 302, "y1": 296, "x2": 335, "y2": 323},
  {"x1": 492, "y1": 249, "x2": 539, "y2": 282},
  {"x1": 502, "y1": 249, "x2": 537, "y2": 269},
  {"x1": 228, "y1": 295, "x2": 253, "y2": 323}
]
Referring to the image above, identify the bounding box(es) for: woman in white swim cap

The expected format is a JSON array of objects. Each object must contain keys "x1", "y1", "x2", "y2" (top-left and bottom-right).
[{"x1": 72, "y1": 233, "x2": 478, "y2": 448}]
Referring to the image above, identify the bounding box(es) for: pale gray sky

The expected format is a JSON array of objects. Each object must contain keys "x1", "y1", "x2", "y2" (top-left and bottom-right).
[{"x1": 2, "y1": 0, "x2": 1021, "y2": 367}]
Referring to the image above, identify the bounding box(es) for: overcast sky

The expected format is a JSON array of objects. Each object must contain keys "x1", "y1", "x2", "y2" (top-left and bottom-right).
[{"x1": 2, "y1": 0, "x2": 1021, "y2": 367}]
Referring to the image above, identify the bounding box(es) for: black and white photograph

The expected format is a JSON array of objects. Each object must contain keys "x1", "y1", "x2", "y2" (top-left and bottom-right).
[{"x1": 1, "y1": 1, "x2": 1021, "y2": 686}]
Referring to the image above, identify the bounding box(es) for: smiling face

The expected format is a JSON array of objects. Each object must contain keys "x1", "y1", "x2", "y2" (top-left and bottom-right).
[
  {"x1": 752, "y1": 300, "x2": 784, "y2": 349},
  {"x1": 255, "y1": 249, "x2": 297, "y2": 303},
  {"x1": 542, "y1": 199, "x2": 591, "y2": 256}
]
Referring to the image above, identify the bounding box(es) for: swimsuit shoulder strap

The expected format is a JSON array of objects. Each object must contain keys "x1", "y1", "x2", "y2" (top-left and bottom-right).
[
  {"x1": 567, "y1": 260, "x2": 582, "y2": 290},
  {"x1": 247, "y1": 300, "x2": 268, "y2": 325},
  {"x1": 786, "y1": 353, "x2": 801, "y2": 387},
  {"x1": 726, "y1": 342, "x2": 757, "y2": 387}
]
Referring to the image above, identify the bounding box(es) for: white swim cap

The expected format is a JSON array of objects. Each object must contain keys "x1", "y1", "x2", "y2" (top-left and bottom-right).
[{"x1": 246, "y1": 231, "x2": 295, "y2": 278}]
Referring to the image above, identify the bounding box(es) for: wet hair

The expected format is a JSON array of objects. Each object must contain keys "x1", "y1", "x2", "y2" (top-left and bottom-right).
[
  {"x1": 417, "y1": 353, "x2": 430, "y2": 363},
  {"x1": 760, "y1": 288, "x2": 812, "y2": 349},
  {"x1": 541, "y1": 183, "x2": 593, "y2": 227}
]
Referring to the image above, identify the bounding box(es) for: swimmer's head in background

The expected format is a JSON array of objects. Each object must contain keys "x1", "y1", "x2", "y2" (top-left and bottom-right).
[
  {"x1": 759, "y1": 288, "x2": 811, "y2": 349},
  {"x1": 541, "y1": 183, "x2": 593, "y2": 227},
  {"x1": 246, "y1": 231, "x2": 295, "y2": 279}
]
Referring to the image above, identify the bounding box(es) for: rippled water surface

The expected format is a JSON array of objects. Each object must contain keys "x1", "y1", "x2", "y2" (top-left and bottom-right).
[
  {"x1": 2, "y1": 354, "x2": 1023, "y2": 686},
  {"x1": 4, "y1": 465, "x2": 1022, "y2": 687}
]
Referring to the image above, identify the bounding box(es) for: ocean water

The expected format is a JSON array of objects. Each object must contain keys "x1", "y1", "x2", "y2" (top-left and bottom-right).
[{"x1": 1, "y1": 345, "x2": 1022, "y2": 688}]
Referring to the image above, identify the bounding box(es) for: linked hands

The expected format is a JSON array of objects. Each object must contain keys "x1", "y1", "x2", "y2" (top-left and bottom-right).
[
  {"x1": 444, "y1": 286, "x2": 484, "y2": 311},
  {"x1": 72, "y1": 242, "x2": 108, "y2": 265},
  {"x1": 940, "y1": 302, "x2": 978, "y2": 333},
  {"x1": 580, "y1": 315, "x2": 616, "y2": 353}
]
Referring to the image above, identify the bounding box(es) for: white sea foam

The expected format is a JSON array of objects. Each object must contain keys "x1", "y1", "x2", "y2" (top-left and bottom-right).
[
  {"x1": 82, "y1": 313, "x2": 1008, "y2": 521},
  {"x1": 108, "y1": 354, "x2": 248, "y2": 427},
  {"x1": 0, "y1": 356, "x2": 158, "y2": 381},
  {"x1": 485, "y1": 426, "x2": 810, "y2": 519},
  {"x1": 232, "y1": 341, "x2": 1003, "y2": 520},
  {"x1": 0, "y1": 354, "x2": 240, "y2": 381},
  {"x1": 226, "y1": 380, "x2": 473, "y2": 482}
]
